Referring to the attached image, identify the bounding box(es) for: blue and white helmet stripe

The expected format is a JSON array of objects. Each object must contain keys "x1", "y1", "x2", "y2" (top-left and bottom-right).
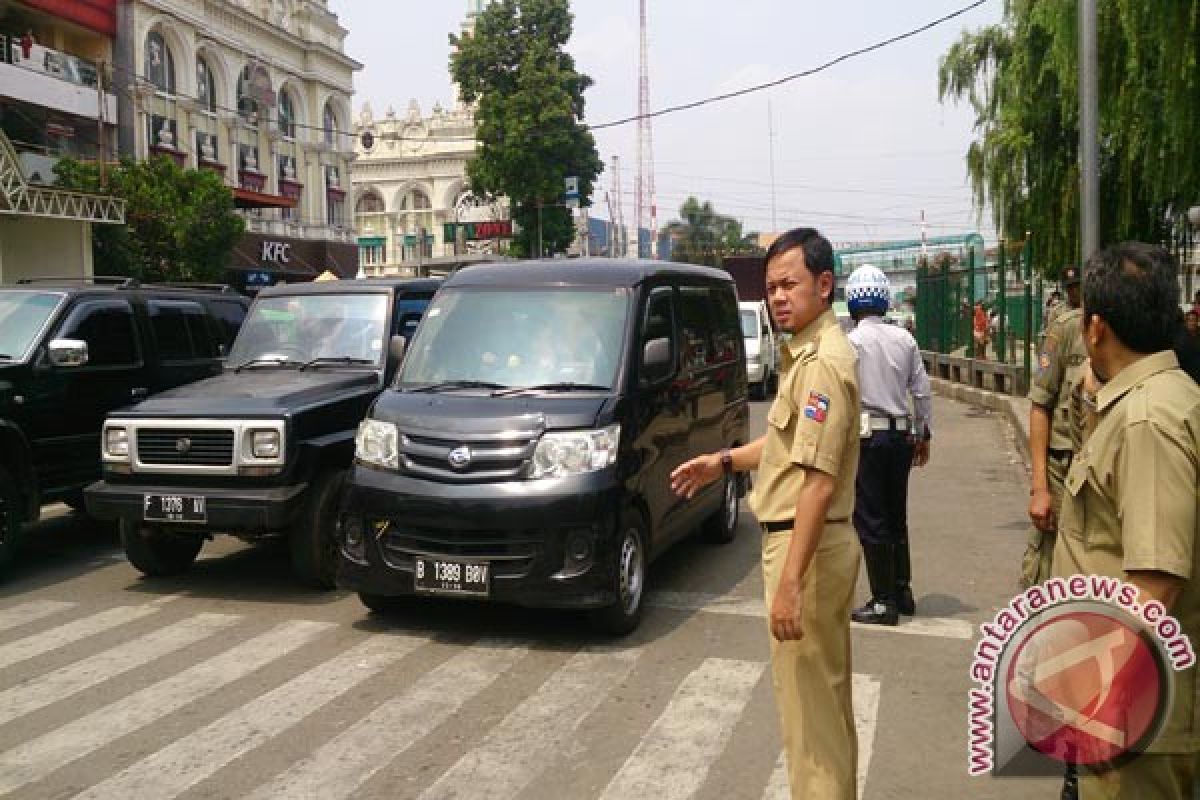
[{"x1": 846, "y1": 264, "x2": 891, "y2": 315}]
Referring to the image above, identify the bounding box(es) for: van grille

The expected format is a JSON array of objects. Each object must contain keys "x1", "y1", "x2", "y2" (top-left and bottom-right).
[
  {"x1": 379, "y1": 524, "x2": 541, "y2": 578},
  {"x1": 137, "y1": 429, "x2": 235, "y2": 466},
  {"x1": 397, "y1": 429, "x2": 539, "y2": 483}
]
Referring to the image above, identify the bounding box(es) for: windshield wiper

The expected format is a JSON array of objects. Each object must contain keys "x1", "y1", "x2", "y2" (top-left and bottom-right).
[
  {"x1": 407, "y1": 379, "x2": 509, "y2": 393},
  {"x1": 300, "y1": 356, "x2": 376, "y2": 371},
  {"x1": 493, "y1": 382, "x2": 610, "y2": 396},
  {"x1": 233, "y1": 356, "x2": 301, "y2": 373}
]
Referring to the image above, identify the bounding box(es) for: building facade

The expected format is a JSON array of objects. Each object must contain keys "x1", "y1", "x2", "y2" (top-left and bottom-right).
[
  {"x1": 0, "y1": 0, "x2": 126, "y2": 282},
  {"x1": 114, "y1": 0, "x2": 360, "y2": 290}
]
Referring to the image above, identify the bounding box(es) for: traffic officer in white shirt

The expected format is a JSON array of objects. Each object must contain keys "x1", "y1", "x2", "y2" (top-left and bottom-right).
[{"x1": 845, "y1": 265, "x2": 932, "y2": 625}]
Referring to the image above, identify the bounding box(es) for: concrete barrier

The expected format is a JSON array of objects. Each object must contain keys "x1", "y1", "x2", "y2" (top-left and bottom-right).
[
  {"x1": 930, "y1": 376, "x2": 1032, "y2": 469},
  {"x1": 921, "y1": 351, "x2": 1028, "y2": 396}
]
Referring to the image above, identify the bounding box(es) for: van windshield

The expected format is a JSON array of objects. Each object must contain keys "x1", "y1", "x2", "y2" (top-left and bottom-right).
[
  {"x1": 399, "y1": 287, "x2": 630, "y2": 390},
  {"x1": 740, "y1": 310, "x2": 759, "y2": 338},
  {"x1": 228, "y1": 293, "x2": 389, "y2": 368},
  {"x1": 0, "y1": 291, "x2": 64, "y2": 361}
]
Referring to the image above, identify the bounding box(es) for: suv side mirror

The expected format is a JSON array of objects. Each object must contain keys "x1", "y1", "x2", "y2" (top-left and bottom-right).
[
  {"x1": 641, "y1": 337, "x2": 672, "y2": 383},
  {"x1": 47, "y1": 338, "x2": 88, "y2": 367},
  {"x1": 388, "y1": 334, "x2": 408, "y2": 363}
]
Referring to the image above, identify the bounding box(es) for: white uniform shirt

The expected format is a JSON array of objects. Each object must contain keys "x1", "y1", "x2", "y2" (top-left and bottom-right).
[{"x1": 847, "y1": 316, "x2": 932, "y2": 436}]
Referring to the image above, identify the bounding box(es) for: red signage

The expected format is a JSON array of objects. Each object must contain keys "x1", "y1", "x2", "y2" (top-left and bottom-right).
[{"x1": 18, "y1": 0, "x2": 116, "y2": 36}]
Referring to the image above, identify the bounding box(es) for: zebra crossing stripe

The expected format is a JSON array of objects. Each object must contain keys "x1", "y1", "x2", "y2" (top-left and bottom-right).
[
  {"x1": 760, "y1": 673, "x2": 882, "y2": 799},
  {"x1": 0, "y1": 599, "x2": 76, "y2": 634},
  {"x1": 599, "y1": 657, "x2": 765, "y2": 800},
  {"x1": 73, "y1": 634, "x2": 422, "y2": 800},
  {"x1": 419, "y1": 647, "x2": 639, "y2": 800},
  {"x1": 246, "y1": 641, "x2": 528, "y2": 800},
  {"x1": 0, "y1": 604, "x2": 164, "y2": 670},
  {"x1": 0, "y1": 612, "x2": 240, "y2": 727},
  {"x1": 0, "y1": 619, "x2": 333, "y2": 795}
]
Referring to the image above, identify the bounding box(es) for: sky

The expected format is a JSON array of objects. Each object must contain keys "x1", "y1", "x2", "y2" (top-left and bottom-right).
[{"x1": 326, "y1": 0, "x2": 1003, "y2": 245}]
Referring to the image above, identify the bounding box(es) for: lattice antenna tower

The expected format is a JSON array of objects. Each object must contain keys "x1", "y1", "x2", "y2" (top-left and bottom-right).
[
  {"x1": 612, "y1": 154, "x2": 626, "y2": 257},
  {"x1": 633, "y1": 0, "x2": 656, "y2": 259}
]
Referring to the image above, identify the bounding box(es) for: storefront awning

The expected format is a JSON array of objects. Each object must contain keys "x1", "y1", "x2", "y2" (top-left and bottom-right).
[{"x1": 232, "y1": 187, "x2": 296, "y2": 210}]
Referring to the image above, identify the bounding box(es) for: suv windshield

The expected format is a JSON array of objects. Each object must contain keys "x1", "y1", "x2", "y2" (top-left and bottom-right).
[
  {"x1": 740, "y1": 310, "x2": 759, "y2": 338},
  {"x1": 0, "y1": 291, "x2": 64, "y2": 360},
  {"x1": 228, "y1": 293, "x2": 389, "y2": 368},
  {"x1": 399, "y1": 287, "x2": 630, "y2": 390}
]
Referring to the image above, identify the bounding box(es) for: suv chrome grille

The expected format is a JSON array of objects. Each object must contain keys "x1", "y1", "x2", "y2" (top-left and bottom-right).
[
  {"x1": 137, "y1": 429, "x2": 235, "y2": 466},
  {"x1": 398, "y1": 428, "x2": 540, "y2": 483}
]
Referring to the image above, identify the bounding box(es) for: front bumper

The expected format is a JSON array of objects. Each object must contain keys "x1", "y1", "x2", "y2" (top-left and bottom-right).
[
  {"x1": 85, "y1": 479, "x2": 308, "y2": 533},
  {"x1": 336, "y1": 464, "x2": 623, "y2": 609}
]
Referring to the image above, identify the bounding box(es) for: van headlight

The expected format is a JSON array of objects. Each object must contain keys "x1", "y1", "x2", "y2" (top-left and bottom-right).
[
  {"x1": 530, "y1": 424, "x2": 620, "y2": 479},
  {"x1": 356, "y1": 419, "x2": 399, "y2": 470},
  {"x1": 104, "y1": 426, "x2": 130, "y2": 459}
]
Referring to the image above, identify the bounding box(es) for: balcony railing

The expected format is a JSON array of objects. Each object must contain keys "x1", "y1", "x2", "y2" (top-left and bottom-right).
[{"x1": 1, "y1": 34, "x2": 101, "y2": 90}]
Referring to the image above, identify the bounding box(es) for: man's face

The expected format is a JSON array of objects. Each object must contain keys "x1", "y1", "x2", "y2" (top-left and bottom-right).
[{"x1": 765, "y1": 247, "x2": 830, "y2": 334}]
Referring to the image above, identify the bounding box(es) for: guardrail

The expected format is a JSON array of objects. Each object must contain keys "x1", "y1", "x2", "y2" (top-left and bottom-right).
[{"x1": 921, "y1": 351, "x2": 1027, "y2": 397}]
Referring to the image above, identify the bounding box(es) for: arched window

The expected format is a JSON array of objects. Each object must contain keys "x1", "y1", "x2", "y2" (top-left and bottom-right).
[
  {"x1": 323, "y1": 103, "x2": 338, "y2": 146},
  {"x1": 399, "y1": 189, "x2": 431, "y2": 211},
  {"x1": 277, "y1": 89, "x2": 296, "y2": 139},
  {"x1": 356, "y1": 193, "x2": 385, "y2": 214},
  {"x1": 238, "y1": 65, "x2": 269, "y2": 125},
  {"x1": 145, "y1": 31, "x2": 175, "y2": 94},
  {"x1": 196, "y1": 57, "x2": 216, "y2": 113}
]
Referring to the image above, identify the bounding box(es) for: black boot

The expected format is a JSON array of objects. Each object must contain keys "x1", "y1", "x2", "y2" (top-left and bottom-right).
[
  {"x1": 852, "y1": 543, "x2": 898, "y2": 626},
  {"x1": 895, "y1": 536, "x2": 915, "y2": 616}
]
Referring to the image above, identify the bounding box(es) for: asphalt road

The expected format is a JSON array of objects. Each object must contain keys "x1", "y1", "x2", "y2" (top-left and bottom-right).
[{"x1": 0, "y1": 395, "x2": 1060, "y2": 799}]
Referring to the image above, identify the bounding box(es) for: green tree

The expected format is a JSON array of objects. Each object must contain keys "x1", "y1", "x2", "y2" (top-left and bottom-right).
[
  {"x1": 54, "y1": 156, "x2": 245, "y2": 283},
  {"x1": 450, "y1": 0, "x2": 603, "y2": 258},
  {"x1": 938, "y1": 1, "x2": 1200, "y2": 274},
  {"x1": 664, "y1": 196, "x2": 761, "y2": 267}
]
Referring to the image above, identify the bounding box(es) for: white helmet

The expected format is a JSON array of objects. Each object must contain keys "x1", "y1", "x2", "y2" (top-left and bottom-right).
[{"x1": 845, "y1": 264, "x2": 891, "y2": 315}]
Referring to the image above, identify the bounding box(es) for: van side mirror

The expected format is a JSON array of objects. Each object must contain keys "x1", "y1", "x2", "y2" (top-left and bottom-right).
[
  {"x1": 389, "y1": 334, "x2": 408, "y2": 362},
  {"x1": 47, "y1": 338, "x2": 88, "y2": 367},
  {"x1": 641, "y1": 337, "x2": 672, "y2": 383}
]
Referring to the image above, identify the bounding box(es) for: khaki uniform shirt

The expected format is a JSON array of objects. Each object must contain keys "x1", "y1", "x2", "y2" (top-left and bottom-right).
[
  {"x1": 749, "y1": 309, "x2": 860, "y2": 524},
  {"x1": 1053, "y1": 351, "x2": 1200, "y2": 752},
  {"x1": 1029, "y1": 307, "x2": 1088, "y2": 452}
]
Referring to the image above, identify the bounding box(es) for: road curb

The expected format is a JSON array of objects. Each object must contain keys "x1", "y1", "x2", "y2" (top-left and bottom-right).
[{"x1": 930, "y1": 377, "x2": 1032, "y2": 468}]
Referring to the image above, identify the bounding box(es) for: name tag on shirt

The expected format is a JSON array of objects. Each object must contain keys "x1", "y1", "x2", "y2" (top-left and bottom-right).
[{"x1": 859, "y1": 411, "x2": 871, "y2": 438}]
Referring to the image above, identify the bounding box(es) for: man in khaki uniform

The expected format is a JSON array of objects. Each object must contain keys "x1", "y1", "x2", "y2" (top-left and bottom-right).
[
  {"x1": 1050, "y1": 243, "x2": 1200, "y2": 799},
  {"x1": 1026, "y1": 265, "x2": 1087, "y2": 588},
  {"x1": 671, "y1": 227, "x2": 861, "y2": 799}
]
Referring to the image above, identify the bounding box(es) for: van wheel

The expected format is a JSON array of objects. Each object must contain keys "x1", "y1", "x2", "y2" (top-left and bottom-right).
[
  {"x1": 702, "y1": 472, "x2": 739, "y2": 544},
  {"x1": 121, "y1": 520, "x2": 203, "y2": 576},
  {"x1": 290, "y1": 469, "x2": 346, "y2": 590},
  {"x1": 588, "y1": 514, "x2": 647, "y2": 636},
  {"x1": 0, "y1": 464, "x2": 24, "y2": 571}
]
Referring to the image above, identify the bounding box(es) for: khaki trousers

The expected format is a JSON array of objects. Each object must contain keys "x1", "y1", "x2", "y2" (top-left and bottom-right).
[
  {"x1": 1080, "y1": 753, "x2": 1200, "y2": 799},
  {"x1": 1021, "y1": 451, "x2": 1069, "y2": 588},
  {"x1": 762, "y1": 522, "x2": 861, "y2": 800}
]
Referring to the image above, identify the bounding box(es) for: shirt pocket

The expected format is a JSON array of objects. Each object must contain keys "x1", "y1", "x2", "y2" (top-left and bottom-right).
[
  {"x1": 1062, "y1": 456, "x2": 1117, "y2": 551},
  {"x1": 762, "y1": 397, "x2": 795, "y2": 467}
]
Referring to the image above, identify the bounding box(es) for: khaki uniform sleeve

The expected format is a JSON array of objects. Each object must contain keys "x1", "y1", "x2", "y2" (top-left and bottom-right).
[
  {"x1": 1118, "y1": 419, "x2": 1198, "y2": 579},
  {"x1": 787, "y1": 355, "x2": 855, "y2": 477},
  {"x1": 1029, "y1": 319, "x2": 1067, "y2": 409}
]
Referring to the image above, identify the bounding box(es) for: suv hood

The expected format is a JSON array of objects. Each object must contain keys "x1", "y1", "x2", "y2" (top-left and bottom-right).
[
  {"x1": 373, "y1": 390, "x2": 610, "y2": 433},
  {"x1": 121, "y1": 370, "x2": 380, "y2": 417}
]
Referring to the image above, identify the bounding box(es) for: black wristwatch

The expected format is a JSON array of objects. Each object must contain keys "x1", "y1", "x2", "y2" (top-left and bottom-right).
[{"x1": 719, "y1": 448, "x2": 733, "y2": 475}]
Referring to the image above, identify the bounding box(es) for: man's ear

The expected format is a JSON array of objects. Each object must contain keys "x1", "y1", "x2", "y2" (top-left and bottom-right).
[{"x1": 818, "y1": 270, "x2": 835, "y2": 303}]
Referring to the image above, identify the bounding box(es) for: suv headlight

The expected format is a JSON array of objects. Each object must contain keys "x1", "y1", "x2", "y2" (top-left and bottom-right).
[
  {"x1": 530, "y1": 424, "x2": 620, "y2": 479},
  {"x1": 251, "y1": 429, "x2": 281, "y2": 459},
  {"x1": 104, "y1": 426, "x2": 129, "y2": 459},
  {"x1": 356, "y1": 419, "x2": 398, "y2": 470}
]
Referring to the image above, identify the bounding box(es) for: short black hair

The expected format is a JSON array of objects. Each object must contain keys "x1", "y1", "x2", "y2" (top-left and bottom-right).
[
  {"x1": 763, "y1": 227, "x2": 835, "y2": 303},
  {"x1": 1082, "y1": 242, "x2": 1180, "y2": 354}
]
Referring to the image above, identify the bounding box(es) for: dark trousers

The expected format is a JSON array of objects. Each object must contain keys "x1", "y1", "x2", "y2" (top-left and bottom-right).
[{"x1": 853, "y1": 431, "x2": 914, "y2": 605}]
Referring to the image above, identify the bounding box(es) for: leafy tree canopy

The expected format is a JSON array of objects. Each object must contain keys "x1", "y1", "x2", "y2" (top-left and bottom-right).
[
  {"x1": 665, "y1": 196, "x2": 762, "y2": 267},
  {"x1": 450, "y1": 0, "x2": 603, "y2": 258},
  {"x1": 939, "y1": 0, "x2": 1200, "y2": 275},
  {"x1": 55, "y1": 156, "x2": 245, "y2": 283}
]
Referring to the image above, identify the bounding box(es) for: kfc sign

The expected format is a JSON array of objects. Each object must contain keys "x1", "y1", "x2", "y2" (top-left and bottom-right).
[{"x1": 261, "y1": 241, "x2": 291, "y2": 264}]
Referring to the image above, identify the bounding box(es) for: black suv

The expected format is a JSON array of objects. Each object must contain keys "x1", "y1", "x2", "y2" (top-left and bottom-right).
[
  {"x1": 86, "y1": 278, "x2": 441, "y2": 588},
  {"x1": 0, "y1": 279, "x2": 249, "y2": 568}
]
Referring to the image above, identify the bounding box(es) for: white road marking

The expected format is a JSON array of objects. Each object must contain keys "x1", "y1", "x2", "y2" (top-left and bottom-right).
[
  {"x1": 0, "y1": 599, "x2": 77, "y2": 634},
  {"x1": 420, "y1": 648, "x2": 639, "y2": 800},
  {"x1": 761, "y1": 673, "x2": 882, "y2": 799},
  {"x1": 599, "y1": 657, "x2": 765, "y2": 800},
  {"x1": 0, "y1": 619, "x2": 332, "y2": 795},
  {"x1": 649, "y1": 590, "x2": 973, "y2": 639},
  {"x1": 0, "y1": 612, "x2": 240, "y2": 727},
  {"x1": 0, "y1": 604, "x2": 163, "y2": 669},
  {"x1": 74, "y1": 635, "x2": 421, "y2": 800},
  {"x1": 247, "y1": 641, "x2": 527, "y2": 800}
]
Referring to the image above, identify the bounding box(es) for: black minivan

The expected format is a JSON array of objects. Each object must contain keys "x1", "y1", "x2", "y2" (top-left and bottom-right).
[{"x1": 337, "y1": 259, "x2": 749, "y2": 634}]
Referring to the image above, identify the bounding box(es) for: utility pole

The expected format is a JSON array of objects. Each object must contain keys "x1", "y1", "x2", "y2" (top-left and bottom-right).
[
  {"x1": 537, "y1": 200, "x2": 543, "y2": 259},
  {"x1": 97, "y1": 60, "x2": 108, "y2": 186},
  {"x1": 612, "y1": 155, "x2": 625, "y2": 258},
  {"x1": 1079, "y1": 0, "x2": 1099, "y2": 261},
  {"x1": 768, "y1": 96, "x2": 777, "y2": 234}
]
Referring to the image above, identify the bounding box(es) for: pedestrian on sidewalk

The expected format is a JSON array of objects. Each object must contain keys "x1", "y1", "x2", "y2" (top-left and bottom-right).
[
  {"x1": 1052, "y1": 242, "x2": 1200, "y2": 799},
  {"x1": 973, "y1": 301, "x2": 989, "y2": 359},
  {"x1": 843, "y1": 265, "x2": 931, "y2": 626},
  {"x1": 670, "y1": 227, "x2": 861, "y2": 799}
]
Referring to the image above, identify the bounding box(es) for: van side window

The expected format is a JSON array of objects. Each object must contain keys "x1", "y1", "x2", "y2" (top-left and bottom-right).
[
  {"x1": 208, "y1": 299, "x2": 247, "y2": 350},
  {"x1": 678, "y1": 285, "x2": 738, "y2": 369},
  {"x1": 57, "y1": 300, "x2": 139, "y2": 367},
  {"x1": 640, "y1": 287, "x2": 675, "y2": 375},
  {"x1": 711, "y1": 288, "x2": 741, "y2": 363}
]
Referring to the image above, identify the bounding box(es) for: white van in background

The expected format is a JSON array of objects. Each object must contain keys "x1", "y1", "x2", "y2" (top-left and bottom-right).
[{"x1": 739, "y1": 300, "x2": 777, "y2": 399}]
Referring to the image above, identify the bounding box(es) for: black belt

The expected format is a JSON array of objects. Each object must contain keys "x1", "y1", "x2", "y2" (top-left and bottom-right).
[
  {"x1": 761, "y1": 518, "x2": 848, "y2": 533},
  {"x1": 1048, "y1": 448, "x2": 1074, "y2": 461}
]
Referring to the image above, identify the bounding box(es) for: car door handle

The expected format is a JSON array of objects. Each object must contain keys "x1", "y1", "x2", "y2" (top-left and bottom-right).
[{"x1": 131, "y1": 387, "x2": 149, "y2": 399}]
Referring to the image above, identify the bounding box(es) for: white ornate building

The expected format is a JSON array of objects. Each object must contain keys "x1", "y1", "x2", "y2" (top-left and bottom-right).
[
  {"x1": 114, "y1": 0, "x2": 361, "y2": 289},
  {"x1": 351, "y1": 3, "x2": 510, "y2": 277}
]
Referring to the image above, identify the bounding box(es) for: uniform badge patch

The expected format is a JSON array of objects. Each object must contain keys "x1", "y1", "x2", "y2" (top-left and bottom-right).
[
  {"x1": 1038, "y1": 353, "x2": 1051, "y2": 372},
  {"x1": 804, "y1": 391, "x2": 830, "y2": 423}
]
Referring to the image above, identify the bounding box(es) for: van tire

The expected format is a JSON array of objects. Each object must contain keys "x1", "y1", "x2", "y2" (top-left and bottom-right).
[
  {"x1": 290, "y1": 469, "x2": 346, "y2": 590},
  {"x1": 121, "y1": 520, "x2": 203, "y2": 576},
  {"x1": 588, "y1": 514, "x2": 648, "y2": 636},
  {"x1": 702, "y1": 472, "x2": 739, "y2": 544},
  {"x1": 0, "y1": 464, "x2": 24, "y2": 571}
]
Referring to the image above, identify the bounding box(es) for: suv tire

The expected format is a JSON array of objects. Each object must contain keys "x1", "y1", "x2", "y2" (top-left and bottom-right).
[
  {"x1": 701, "y1": 472, "x2": 739, "y2": 544},
  {"x1": 587, "y1": 513, "x2": 648, "y2": 636},
  {"x1": 121, "y1": 520, "x2": 203, "y2": 576},
  {"x1": 290, "y1": 469, "x2": 346, "y2": 590},
  {"x1": 0, "y1": 463, "x2": 24, "y2": 570}
]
